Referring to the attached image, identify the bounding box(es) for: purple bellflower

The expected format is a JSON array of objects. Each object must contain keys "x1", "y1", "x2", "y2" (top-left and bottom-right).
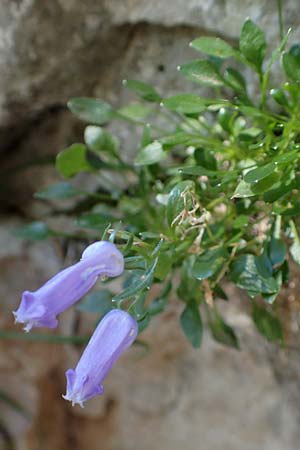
[
  {"x1": 13, "y1": 241, "x2": 124, "y2": 332},
  {"x1": 63, "y1": 309, "x2": 138, "y2": 407}
]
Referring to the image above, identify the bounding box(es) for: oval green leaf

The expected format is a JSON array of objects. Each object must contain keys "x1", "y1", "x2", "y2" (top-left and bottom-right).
[
  {"x1": 67, "y1": 98, "x2": 114, "y2": 124},
  {"x1": 135, "y1": 141, "x2": 166, "y2": 166},
  {"x1": 180, "y1": 300, "x2": 203, "y2": 348},
  {"x1": 162, "y1": 94, "x2": 206, "y2": 114},
  {"x1": 239, "y1": 19, "x2": 266, "y2": 71},
  {"x1": 191, "y1": 37, "x2": 235, "y2": 58},
  {"x1": 244, "y1": 162, "x2": 276, "y2": 183},
  {"x1": 179, "y1": 60, "x2": 224, "y2": 87},
  {"x1": 122, "y1": 79, "x2": 161, "y2": 102},
  {"x1": 56, "y1": 143, "x2": 92, "y2": 178}
]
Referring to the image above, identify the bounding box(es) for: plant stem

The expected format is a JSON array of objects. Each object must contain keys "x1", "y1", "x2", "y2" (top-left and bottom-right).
[
  {"x1": 0, "y1": 330, "x2": 90, "y2": 344},
  {"x1": 277, "y1": 0, "x2": 284, "y2": 41}
]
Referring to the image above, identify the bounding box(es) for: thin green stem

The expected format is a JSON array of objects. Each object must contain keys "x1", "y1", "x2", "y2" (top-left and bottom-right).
[
  {"x1": 277, "y1": 0, "x2": 284, "y2": 41},
  {"x1": 0, "y1": 330, "x2": 90, "y2": 344}
]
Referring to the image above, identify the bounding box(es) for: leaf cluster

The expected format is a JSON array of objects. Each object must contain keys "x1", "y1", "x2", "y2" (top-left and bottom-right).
[{"x1": 16, "y1": 19, "x2": 300, "y2": 350}]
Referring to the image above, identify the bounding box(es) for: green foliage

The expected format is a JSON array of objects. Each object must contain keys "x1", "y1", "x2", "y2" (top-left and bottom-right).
[
  {"x1": 191, "y1": 37, "x2": 235, "y2": 58},
  {"x1": 282, "y1": 45, "x2": 300, "y2": 82},
  {"x1": 17, "y1": 16, "x2": 300, "y2": 350},
  {"x1": 135, "y1": 141, "x2": 166, "y2": 165},
  {"x1": 67, "y1": 98, "x2": 114, "y2": 124},
  {"x1": 56, "y1": 143, "x2": 93, "y2": 178},
  {"x1": 180, "y1": 300, "x2": 203, "y2": 348},
  {"x1": 179, "y1": 60, "x2": 224, "y2": 87},
  {"x1": 192, "y1": 248, "x2": 228, "y2": 281},
  {"x1": 84, "y1": 126, "x2": 119, "y2": 155},
  {"x1": 239, "y1": 19, "x2": 266, "y2": 72},
  {"x1": 77, "y1": 290, "x2": 115, "y2": 316},
  {"x1": 122, "y1": 79, "x2": 161, "y2": 102},
  {"x1": 208, "y1": 307, "x2": 239, "y2": 349},
  {"x1": 162, "y1": 94, "x2": 206, "y2": 114},
  {"x1": 252, "y1": 302, "x2": 283, "y2": 342},
  {"x1": 13, "y1": 221, "x2": 53, "y2": 241},
  {"x1": 35, "y1": 182, "x2": 81, "y2": 200}
]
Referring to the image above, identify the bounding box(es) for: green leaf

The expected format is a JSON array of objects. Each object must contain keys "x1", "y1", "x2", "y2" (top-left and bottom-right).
[
  {"x1": 208, "y1": 308, "x2": 239, "y2": 349},
  {"x1": 179, "y1": 60, "x2": 224, "y2": 87},
  {"x1": 178, "y1": 165, "x2": 218, "y2": 177},
  {"x1": 122, "y1": 79, "x2": 161, "y2": 102},
  {"x1": 117, "y1": 103, "x2": 153, "y2": 121},
  {"x1": 231, "y1": 254, "x2": 278, "y2": 296},
  {"x1": 268, "y1": 237, "x2": 286, "y2": 266},
  {"x1": 160, "y1": 132, "x2": 200, "y2": 148},
  {"x1": 56, "y1": 143, "x2": 92, "y2": 178},
  {"x1": 147, "y1": 296, "x2": 168, "y2": 316},
  {"x1": 252, "y1": 172, "x2": 280, "y2": 194},
  {"x1": 282, "y1": 49, "x2": 300, "y2": 82},
  {"x1": 233, "y1": 172, "x2": 280, "y2": 198},
  {"x1": 84, "y1": 126, "x2": 118, "y2": 155},
  {"x1": 177, "y1": 257, "x2": 201, "y2": 303},
  {"x1": 194, "y1": 148, "x2": 217, "y2": 170},
  {"x1": 154, "y1": 252, "x2": 173, "y2": 281},
  {"x1": 77, "y1": 290, "x2": 114, "y2": 315},
  {"x1": 137, "y1": 315, "x2": 151, "y2": 333},
  {"x1": 35, "y1": 182, "x2": 81, "y2": 200},
  {"x1": 162, "y1": 94, "x2": 206, "y2": 114},
  {"x1": 244, "y1": 162, "x2": 276, "y2": 183},
  {"x1": 192, "y1": 248, "x2": 227, "y2": 280},
  {"x1": 166, "y1": 180, "x2": 195, "y2": 227},
  {"x1": 113, "y1": 259, "x2": 158, "y2": 302},
  {"x1": 67, "y1": 98, "x2": 114, "y2": 124},
  {"x1": 218, "y1": 107, "x2": 234, "y2": 132},
  {"x1": 180, "y1": 300, "x2": 203, "y2": 348},
  {"x1": 270, "y1": 88, "x2": 289, "y2": 106},
  {"x1": 85, "y1": 150, "x2": 106, "y2": 169},
  {"x1": 239, "y1": 19, "x2": 266, "y2": 71},
  {"x1": 289, "y1": 220, "x2": 300, "y2": 265},
  {"x1": 135, "y1": 141, "x2": 166, "y2": 166},
  {"x1": 252, "y1": 303, "x2": 283, "y2": 342},
  {"x1": 130, "y1": 291, "x2": 148, "y2": 321},
  {"x1": 223, "y1": 67, "x2": 247, "y2": 92},
  {"x1": 273, "y1": 150, "x2": 299, "y2": 165},
  {"x1": 238, "y1": 127, "x2": 263, "y2": 141},
  {"x1": 233, "y1": 215, "x2": 249, "y2": 229},
  {"x1": 191, "y1": 37, "x2": 235, "y2": 58},
  {"x1": 141, "y1": 124, "x2": 152, "y2": 147},
  {"x1": 124, "y1": 256, "x2": 147, "y2": 271},
  {"x1": 13, "y1": 221, "x2": 52, "y2": 241},
  {"x1": 147, "y1": 282, "x2": 171, "y2": 315},
  {"x1": 232, "y1": 179, "x2": 256, "y2": 198},
  {"x1": 76, "y1": 213, "x2": 113, "y2": 229}
]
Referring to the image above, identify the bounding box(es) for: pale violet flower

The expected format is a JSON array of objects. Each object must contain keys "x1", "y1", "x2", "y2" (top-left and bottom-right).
[
  {"x1": 13, "y1": 241, "x2": 124, "y2": 332},
  {"x1": 63, "y1": 309, "x2": 138, "y2": 407}
]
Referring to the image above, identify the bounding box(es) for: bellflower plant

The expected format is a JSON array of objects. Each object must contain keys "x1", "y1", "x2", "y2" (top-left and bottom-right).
[
  {"x1": 10, "y1": 6, "x2": 300, "y2": 371},
  {"x1": 63, "y1": 309, "x2": 138, "y2": 407},
  {"x1": 13, "y1": 241, "x2": 124, "y2": 332}
]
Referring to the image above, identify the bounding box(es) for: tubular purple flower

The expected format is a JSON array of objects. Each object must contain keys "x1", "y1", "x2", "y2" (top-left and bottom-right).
[
  {"x1": 13, "y1": 241, "x2": 124, "y2": 332},
  {"x1": 63, "y1": 309, "x2": 138, "y2": 407}
]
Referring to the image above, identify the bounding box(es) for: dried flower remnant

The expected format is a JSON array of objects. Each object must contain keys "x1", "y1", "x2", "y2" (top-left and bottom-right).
[
  {"x1": 63, "y1": 309, "x2": 138, "y2": 407},
  {"x1": 13, "y1": 241, "x2": 124, "y2": 332}
]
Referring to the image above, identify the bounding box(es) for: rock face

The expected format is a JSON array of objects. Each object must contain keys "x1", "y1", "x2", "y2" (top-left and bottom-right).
[
  {"x1": 1, "y1": 1, "x2": 300, "y2": 450},
  {"x1": 1, "y1": 0, "x2": 300, "y2": 129},
  {"x1": 1, "y1": 225, "x2": 300, "y2": 450}
]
